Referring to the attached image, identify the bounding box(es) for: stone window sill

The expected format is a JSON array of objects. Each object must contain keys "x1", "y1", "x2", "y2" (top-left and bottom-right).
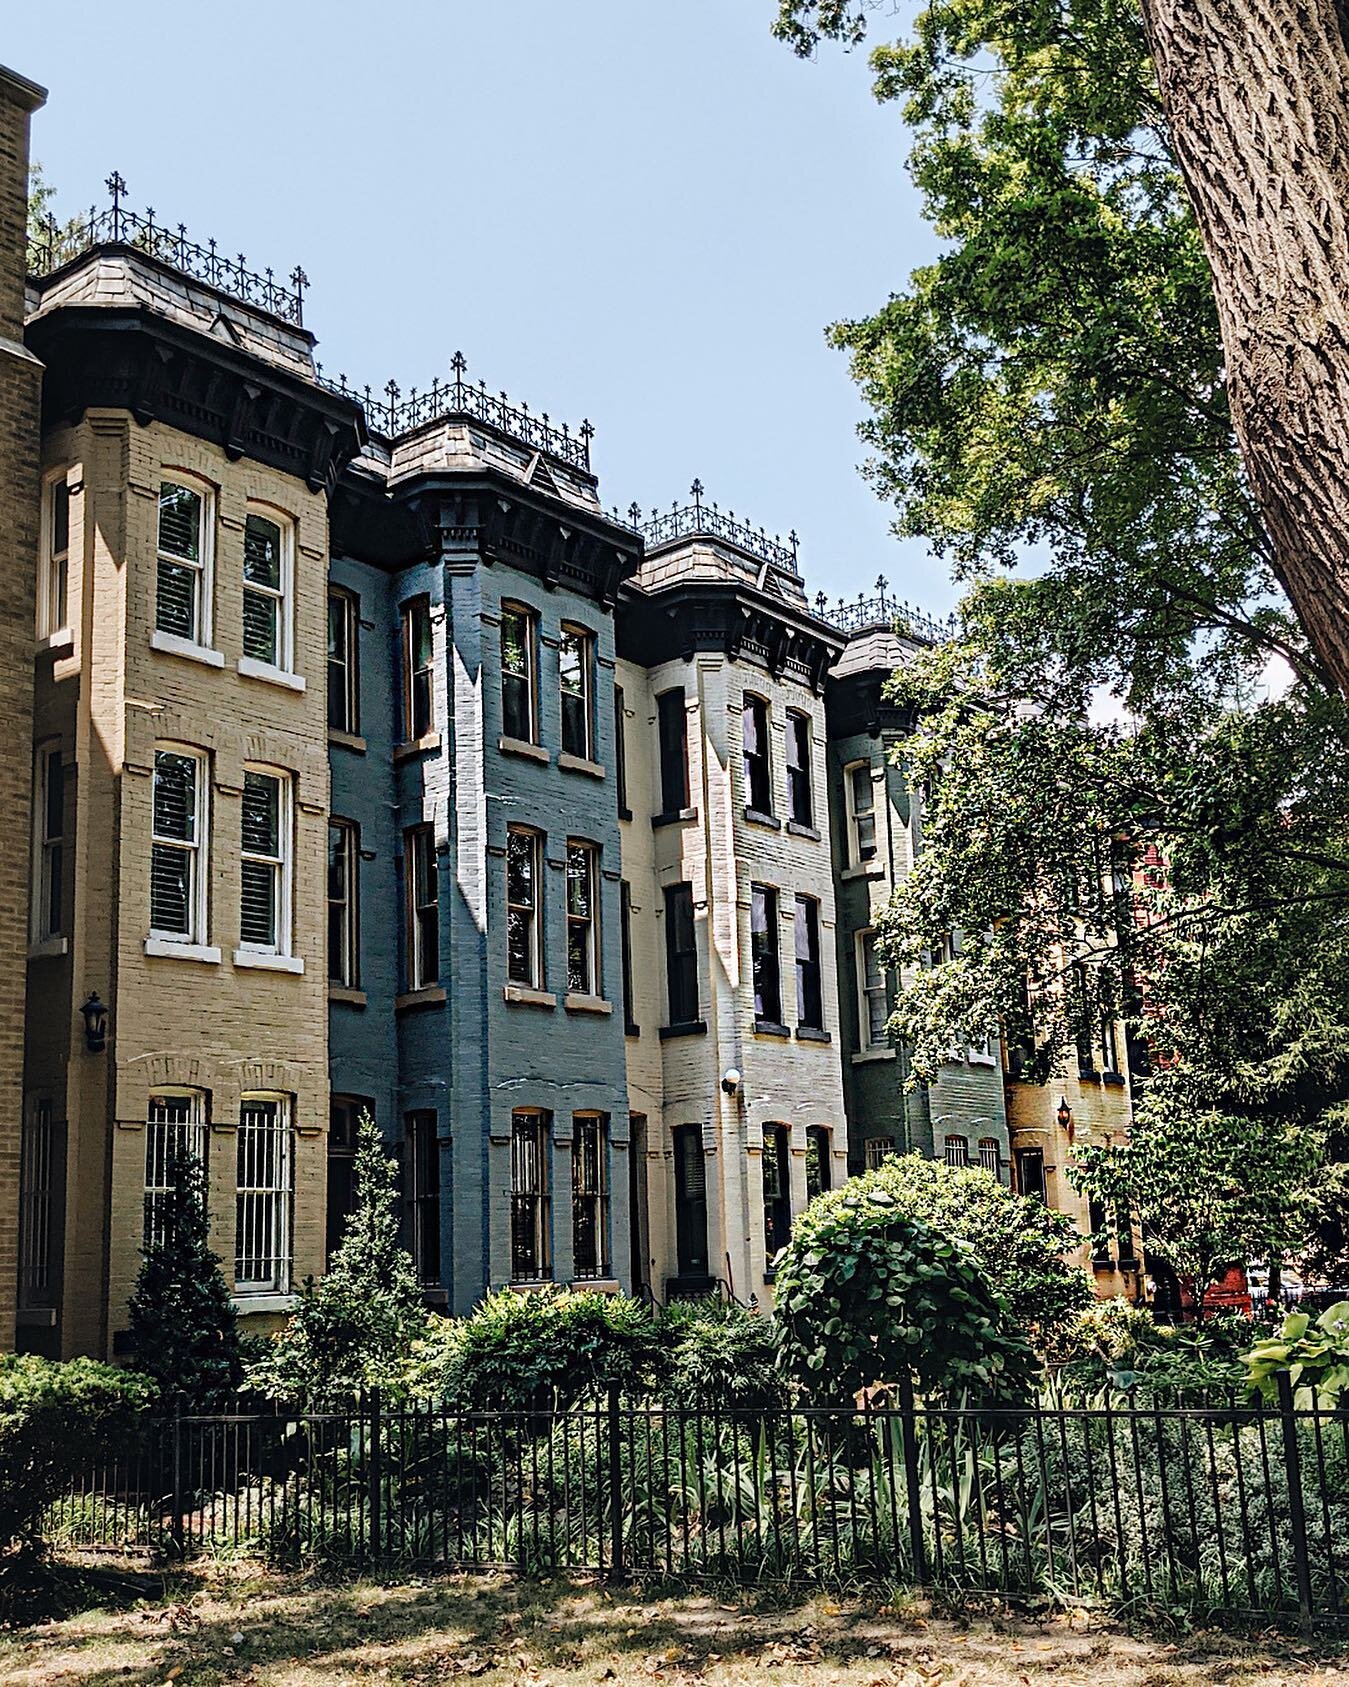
[
  {"x1": 572, "y1": 1277, "x2": 620, "y2": 1294},
  {"x1": 625, "y1": 1022, "x2": 641, "y2": 1038},
  {"x1": 1078, "y1": 1068, "x2": 1102, "y2": 1085},
  {"x1": 565, "y1": 992, "x2": 613, "y2": 1015},
  {"x1": 744, "y1": 807, "x2": 781, "y2": 831},
  {"x1": 618, "y1": 806, "x2": 634, "y2": 823},
  {"x1": 150, "y1": 629, "x2": 224, "y2": 669},
  {"x1": 1103, "y1": 1070, "x2": 1127, "y2": 1087},
  {"x1": 394, "y1": 732, "x2": 442, "y2": 763},
  {"x1": 787, "y1": 819, "x2": 821, "y2": 841},
  {"x1": 145, "y1": 936, "x2": 222, "y2": 965},
  {"x1": 232, "y1": 1292, "x2": 299, "y2": 1315},
  {"x1": 841, "y1": 860, "x2": 884, "y2": 881},
  {"x1": 396, "y1": 985, "x2": 447, "y2": 1012},
  {"x1": 27, "y1": 936, "x2": 68, "y2": 960},
  {"x1": 37, "y1": 629, "x2": 73, "y2": 657},
  {"x1": 559, "y1": 752, "x2": 605, "y2": 779},
  {"x1": 504, "y1": 983, "x2": 557, "y2": 1009},
  {"x1": 796, "y1": 1025, "x2": 832, "y2": 1044},
  {"x1": 238, "y1": 655, "x2": 305, "y2": 692},
  {"x1": 852, "y1": 1046, "x2": 896, "y2": 1064},
  {"x1": 652, "y1": 806, "x2": 697, "y2": 830},
  {"x1": 499, "y1": 735, "x2": 549, "y2": 764},
  {"x1": 329, "y1": 984, "x2": 368, "y2": 1007},
  {"x1": 754, "y1": 1019, "x2": 791, "y2": 1040},
  {"x1": 660, "y1": 1019, "x2": 708, "y2": 1040},
  {"x1": 968, "y1": 1051, "x2": 998, "y2": 1066},
  {"x1": 329, "y1": 728, "x2": 367, "y2": 754},
  {"x1": 235, "y1": 949, "x2": 305, "y2": 974}
]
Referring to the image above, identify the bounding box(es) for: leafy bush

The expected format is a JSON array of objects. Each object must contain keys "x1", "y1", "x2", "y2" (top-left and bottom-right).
[
  {"x1": 249, "y1": 1112, "x2": 428, "y2": 1404},
  {"x1": 1245, "y1": 1301, "x2": 1349, "y2": 1406},
  {"x1": 126, "y1": 1147, "x2": 243, "y2": 1407},
  {"x1": 876, "y1": 1153, "x2": 1092, "y2": 1346},
  {"x1": 774, "y1": 1170, "x2": 1038, "y2": 1403},
  {"x1": 1052, "y1": 1299, "x2": 1248, "y2": 1397},
  {"x1": 661, "y1": 1297, "x2": 787, "y2": 1410},
  {"x1": 432, "y1": 1288, "x2": 668, "y2": 1410},
  {"x1": 0, "y1": 1356, "x2": 152, "y2": 1572}
]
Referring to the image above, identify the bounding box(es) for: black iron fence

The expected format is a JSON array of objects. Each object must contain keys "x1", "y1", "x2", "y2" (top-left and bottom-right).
[{"x1": 50, "y1": 1379, "x2": 1349, "y2": 1623}]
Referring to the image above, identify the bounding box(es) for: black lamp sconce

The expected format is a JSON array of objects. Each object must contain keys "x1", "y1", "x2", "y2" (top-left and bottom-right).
[{"x1": 79, "y1": 992, "x2": 109, "y2": 1053}]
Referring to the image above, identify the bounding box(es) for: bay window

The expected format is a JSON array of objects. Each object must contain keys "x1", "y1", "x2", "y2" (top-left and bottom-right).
[{"x1": 156, "y1": 479, "x2": 211, "y2": 645}]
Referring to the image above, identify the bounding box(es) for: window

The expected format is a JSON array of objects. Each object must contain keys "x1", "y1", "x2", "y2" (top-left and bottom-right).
[
  {"x1": 664, "y1": 882, "x2": 699, "y2": 1026},
  {"x1": 794, "y1": 895, "x2": 823, "y2": 1029},
  {"x1": 657, "y1": 688, "x2": 689, "y2": 813},
  {"x1": 614, "y1": 683, "x2": 629, "y2": 814},
  {"x1": 855, "y1": 929, "x2": 888, "y2": 1050},
  {"x1": 566, "y1": 840, "x2": 600, "y2": 995},
  {"x1": 978, "y1": 1138, "x2": 1001, "y2": 1176},
  {"x1": 39, "y1": 470, "x2": 69, "y2": 639},
  {"x1": 406, "y1": 1110, "x2": 441, "y2": 1288},
  {"x1": 571, "y1": 1114, "x2": 609, "y2": 1279},
  {"x1": 33, "y1": 746, "x2": 64, "y2": 942},
  {"x1": 240, "y1": 769, "x2": 291, "y2": 954},
  {"x1": 328, "y1": 819, "x2": 359, "y2": 987},
  {"x1": 786, "y1": 711, "x2": 813, "y2": 826},
  {"x1": 673, "y1": 1123, "x2": 709, "y2": 1277},
  {"x1": 844, "y1": 760, "x2": 877, "y2": 865},
  {"x1": 17, "y1": 1099, "x2": 55, "y2": 1307},
  {"x1": 144, "y1": 1091, "x2": 207, "y2": 1249},
  {"x1": 742, "y1": 694, "x2": 772, "y2": 814},
  {"x1": 151, "y1": 748, "x2": 207, "y2": 942},
  {"x1": 327, "y1": 1096, "x2": 365, "y2": 1265},
  {"x1": 327, "y1": 587, "x2": 359, "y2": 732},
  {"x1": 864, "y1": 1136, "x2": 895, "y2": 1170},
  {"x1": 1074, "y1": 963, "x2": 1096, "y2": 1074},
  {"x1": 506, "y1": 826, "x2": 544, "y2": 988},
  {"x1": 242, "y1": 510, "x2": 290, "y2": 669},
  {"x1": 156, "y1": 479, "x2": 211, "y2": 644},
  {"x1": 1100, "y1": 1011, "x2": 1121, "y2": 1074},
  {"x1": 501, "y1": 602, "x2": 538, "y2": 743},
  {"x1": 510, "y1": 1110, "x2": 550, "y2": 1281},
  {"x1": 559, "y1": 623, "x2": 595, "y2": 759},
  {"x1": 944, "y1": 1134, "x2": 970, "y2": 1169},
  {"x1": 235, "y1": 1095, "x2": 292, "y2": 1293},
  {"x1": 805, "y1": 1125, "x2": 832, "y2": 1201},
  {"x1": 1015, "y1": 1147, "x2": 1046, "y2": 1201},
  {"x1": 1116, "y1": 1203, "x2": 1137, "y2": 1265},
  {"x1": 405, "y1": 825, "x2": 439, "y2": 989},
  {"x1": 620, "y1": 881, "x2": 638, "y2": 1033},
  {"x1": 751, "y1": 884, "x2": 781, "y2": 1024},
  {"x1": 762, "y1": 1124, "x2": 792, "y2": 1262},
  {"x1": 402, "y1": 597, "x2": 433, "y2": 741},
  {"x1": 1088, "y1": 1194, "x2": 1112, "y2": 1265}
]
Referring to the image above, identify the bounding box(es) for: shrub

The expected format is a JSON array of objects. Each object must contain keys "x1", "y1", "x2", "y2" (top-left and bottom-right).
[
  {"x1": 774, "y1": 1170, "x2": 1038, "y2": 1403},
  {"x1": 447, "y1": 1288, "x2": 667, "y2": 1410},
  {"x1": 871, "y1": 1153, "x2": 1092, "y2": 1346},
  {"x1": 0, "y1": 1356, "x2": 153, "y2": 1570},
  {"x1": 661, "y1": 1297, "x2": 787, "y2": 1410},
  {"x1": 126, "y1": 1147, "x2": 243, "y2": 1407},
  {"x1": 1245, "y1": 1300, "x2": 1349, "y2": 1406},
  {"x1": 249, "y1": 1112, "x2": 428, "y2": 1404}
]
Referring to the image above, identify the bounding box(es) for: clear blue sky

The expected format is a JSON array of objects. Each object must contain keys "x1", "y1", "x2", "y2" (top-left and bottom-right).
[{"x1": 10, "y1": 0, "x2": 952, "y2": 613}]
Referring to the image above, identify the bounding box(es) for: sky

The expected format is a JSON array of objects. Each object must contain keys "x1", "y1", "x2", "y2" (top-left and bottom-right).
[{"x1": 9, "y1": 0, "x2": 953, "y2": 615}]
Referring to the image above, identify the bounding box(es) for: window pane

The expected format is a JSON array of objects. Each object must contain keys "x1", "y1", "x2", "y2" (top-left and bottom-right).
[
  {"x1": 241, "y1": 860, "x2": 277, "y2": 946},
  {"x1": 154, "y1": 753, "x2": 197, "y2": 843},
  {"x1": 566, "y1": 845, "x2": 592, "y2": 918},
  {"x1": 158, "y1": 483, "x2": 201, "y2": 561},
  {"x1": 51, "y1": 481, "x2": 70, "y2": 556},
  {"x1": 243, "y1": 589, "x2": 279, "y2": 663},
  {"x1": 156, "y1": 559, "x2": 197, "y2": 638},
  {"x1": 242, "y1": 772, "x2": 279, "y2": 857},
  {"x1": 151, "y1": 844, "x2": 191, "y2": 935},
  {"x1": 507, "y1": 829, "x2": 536, "y2": 908},
  {"x1": 243, "y1": 514, "x2": 281, "y2": 589}
]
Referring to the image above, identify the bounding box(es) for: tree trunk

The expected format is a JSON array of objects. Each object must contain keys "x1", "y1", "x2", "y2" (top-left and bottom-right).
[{"x1": 1138, "y1": 0, "x2": 1349, "y2": 693}]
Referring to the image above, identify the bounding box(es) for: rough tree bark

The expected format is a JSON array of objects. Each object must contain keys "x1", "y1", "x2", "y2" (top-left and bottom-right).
[{"x1": 1138, "y1": 0, "x2": 1349, "y2": 693}]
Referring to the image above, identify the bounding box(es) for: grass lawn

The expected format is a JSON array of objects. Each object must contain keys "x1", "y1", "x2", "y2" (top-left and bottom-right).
[{"x1": 0, "y1": 1560, "x2": 1344, "y2": 1687}]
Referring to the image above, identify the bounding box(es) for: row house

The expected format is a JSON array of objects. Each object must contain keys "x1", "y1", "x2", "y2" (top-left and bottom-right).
[{"x1": 1, "y1": 74, "x2": 1123, "y2": 1358}]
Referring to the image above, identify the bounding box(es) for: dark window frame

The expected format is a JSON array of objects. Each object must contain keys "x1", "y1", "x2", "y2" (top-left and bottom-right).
[
  {"x1": 405, "y1": 824, "x2": 439, "y2": 989},
  {"x1": 664, "y1": 882, "x2": 699, "y2": 1027},
  {"x1": 327, "y1": 586, "x2": 360, "y2": 734},
  {"x1": 401, "y1": 596, "x2": 434, "y2": 742},
  {"x1": 751, "y1": 882, "x2": 782, "y2": 1025},
  {"x1": 571, "y1": 1112, "x2": 610, "y2": 1280},
  {"x1": 794, "y1": 894, "x2": 823, "y2": 1029},
  {"x1": 656, "y1": 688, "x2": 690, "y2": 814},
  {"x1": 785, "y1": 710, "x2": 813, "y2": 826},
  {"x1": 406, "y1": 1109, "x2": 442, "y2": 1287},
  {"x1": 501, "y1": 601, "x2": 540, "y2": 745},
  {"x1": 510, "y1": 1109, "x2": 551, "y2": 1282},
  {"x1": 742, "y1": 693, "x2": 773, "y2": 815},
  {"x1": 559, "y1": 622, "x2": 595, "y2": 760},
  {"x1": 762, "y1": 1123, "x2": 792, "y2": 1264}
]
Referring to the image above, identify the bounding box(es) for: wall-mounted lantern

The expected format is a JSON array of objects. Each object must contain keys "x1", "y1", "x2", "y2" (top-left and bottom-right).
[
  {"x1": 79, "y1": 992, "x2": 109, "y2": 1053},
  {"x1": 1056, "y1": 1095, "x2": 1074, "y2": 1142}
]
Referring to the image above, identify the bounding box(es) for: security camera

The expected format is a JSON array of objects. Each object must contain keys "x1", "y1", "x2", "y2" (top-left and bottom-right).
[{"x1": 721, "y1": 1068, "x2": 742, "y2": 1095}]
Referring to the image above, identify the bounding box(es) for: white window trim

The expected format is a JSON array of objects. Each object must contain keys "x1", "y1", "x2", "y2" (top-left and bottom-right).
[
  {"x1": 156, "y1": 475, "x2": 216, "y2": 649},
  {"x1": 854, "y1": 927, "x2": 889, "y2": 1051},
  {"x1": 234, "y1": 1093, "x2": 293, "y2": 1295},
  {"x1": 242, "y1": 505, "x2": 295, "y2": 675},
  {"x1": 150, "y1": 743, "x2": 210, "y2": 947},
  {"x1": 843, "y1": 758, "x2": 878, "y2": 868},
  {"x1": 30, "y1": 743, "x2": 63, "y2": 946},
  {"x1": 37, "y1": 467, "x2": 71, "y2": 643},
  {"x1": 144, "y1": 1088, "x2": 207, "y2": 1249},
  {"x1": 238, "y1": 765, "x2": 294, "y2": 959}
]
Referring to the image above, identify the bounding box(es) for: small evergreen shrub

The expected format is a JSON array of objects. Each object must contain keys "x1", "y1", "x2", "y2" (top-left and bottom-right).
[
  {"x1": 0, "y1": 1356, "x2": 152, "y2": 1575},
  {"x1": 661, "y1": 1297, "x2": 787, "y2": 1410},
  {"x1": 126, "y1": 1147, "x2": 243, "y2": 1407},
  {"x1": 774, "y1": 1170, "x2": 1038, "y2": 1403},
  {"x1": 249, "y1": 1112, "x2": 428, "y2": 1404}
]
